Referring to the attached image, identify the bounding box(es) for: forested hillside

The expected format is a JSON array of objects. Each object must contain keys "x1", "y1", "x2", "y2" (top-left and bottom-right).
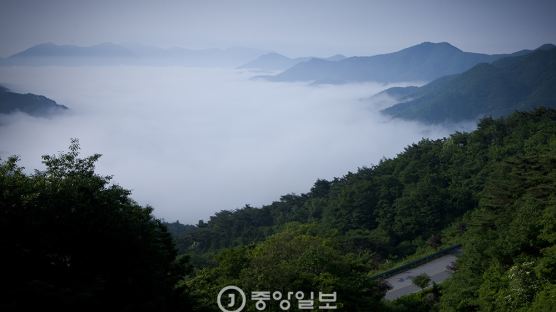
[
  {"x1": 382, "y1": 45, "x2": 556, "y2": 123},
  {"x1": 171, "y1": 108, "x2": 556, "y2": 311},
  {"x1": 0, "y1": 140, "x2": 194, "y2": 311},
  {"x1": 0, "y1": 85, "x2": 68, "y2": 116},
  {"x1": 2, "y1": 109, "x2": 554, "y2": 311}
]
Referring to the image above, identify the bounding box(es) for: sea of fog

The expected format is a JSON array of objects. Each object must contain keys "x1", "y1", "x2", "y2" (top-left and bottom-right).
[{"x1": 0, "y1": 66, "x2": 475, "y2": 223}]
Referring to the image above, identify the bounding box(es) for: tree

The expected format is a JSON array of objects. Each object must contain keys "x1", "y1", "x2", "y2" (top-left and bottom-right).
[
  {"x1": 165, "y1": 109, "x2": 556, "y2": 310},
  {"x1": 529, "y1": 284, "x2": 556, "y2": 312},
  {"x1": 0, "y1": 140, "x2": 192, "y2": 311},
  {"x1": 187, "y1": 223, "x2": 388, "y2": 311},
  {"x1": 427, "y1": 234, "x2": 442, "y2": 249},
  {"x1": 412, "y1": 274, "x2": 432, "y2": 290}
]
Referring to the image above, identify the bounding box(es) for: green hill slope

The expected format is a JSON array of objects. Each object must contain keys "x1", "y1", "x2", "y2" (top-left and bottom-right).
[
  {"x1": 170, "y1": 109, "x2": 556, "y2": 310},
  {"x1": 382, "y1": 45, "x2": 556, "y2": 123},
  {"x1": 2, "y1": 109, "x2": 554, "y2": 310},
  {"x1": 0, "y1": 85, "x2": 68, "y2": 116}
]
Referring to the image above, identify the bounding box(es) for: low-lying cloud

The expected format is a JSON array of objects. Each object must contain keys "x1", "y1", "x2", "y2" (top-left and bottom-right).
[{"x1": 0, "y1": 66, "x2": 474, "y2": 223}]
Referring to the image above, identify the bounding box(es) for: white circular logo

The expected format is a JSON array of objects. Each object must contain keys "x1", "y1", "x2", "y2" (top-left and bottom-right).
[{"x1": 217, "y1": 285, "x2": 246, "y2": 312}]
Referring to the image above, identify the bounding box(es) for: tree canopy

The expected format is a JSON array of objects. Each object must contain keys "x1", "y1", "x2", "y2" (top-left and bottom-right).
[
  {"x1": 2, "y1": 108, "x2": 556, "y2": 311},
  {"x1": 0, "y1": 139, "x2": 192, "y2": 311},
  {"x1": 170, "y1": 108, "x2": 556, "y2": 311}
]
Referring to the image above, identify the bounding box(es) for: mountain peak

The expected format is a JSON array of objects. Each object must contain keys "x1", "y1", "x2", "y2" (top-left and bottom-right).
[
  {"x1": 326, "y1": 54, "x2": 346, "y2": 61},
  {"x1": 238, "y1": 52, "x2": 306, "y2": 71},
  {"x1": 415, "y1": 41, "x2": 461, "y2": 52},
  {"x1": 92, "y1": 42, "x2": 121, "y2": 48},
  {"x1": 269, "y1": 41, "x2": 502, "y2": 83},
  {"x1": 34, "y1": 42, "x2": 58, "y2": 48},
  {"x1": 260, "y1": 52, "x2": 289, "y2": 59},
  {"x1": 536, "y1": 43, "x2": 556, "y2": 51},
  {"x1": 10, "y1": 42, "x2": 133, "y2": 58},
  {"x1": 382, "y1": 45, "x2": 556, "y2": 123},
  {"x1": 10, "y1": 43, "x2": 62, "y2": 57}
]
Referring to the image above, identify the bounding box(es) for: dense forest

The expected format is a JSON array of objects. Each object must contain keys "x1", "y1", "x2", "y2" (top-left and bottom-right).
[
  {"x1": 0, "y1": 140, "x2": 194, "y2": 311},
  {"x1": 1, "y1": 109, "x2": 555, "y2": 311},
  {"x1": 171, "y1": 108, "x2": 556, "y2": 311}
]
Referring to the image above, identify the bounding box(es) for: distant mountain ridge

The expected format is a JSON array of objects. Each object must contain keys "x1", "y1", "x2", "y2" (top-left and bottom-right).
[
  {"x1": 238, "y1": 53, "x2": 311, "y2": 72},
  {"x1": 239, "y1": 53, "x2": 346, "y2": 72},
  {"x1": 381, "y1": 44, "x2": 556, "y2": 123},
  {"x1": 10, "y1": 42, "x2": 133, "y2": 58},
  {"x1": 1, "y1": 43, "x2": 267, "y2": 67},
  {"x1": 326, "y1": 54, "x2": 347, "y2": 61},
  {"x1": 265, "y1": 42, "x2": 511, "y2": 84},
  {"x1": 0, "y1": 85, "x2": 68, "y2": 116}
]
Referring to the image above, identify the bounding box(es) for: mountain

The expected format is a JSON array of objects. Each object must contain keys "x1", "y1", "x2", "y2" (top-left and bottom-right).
[
  {"x1": 238, "y1": 52, "x2": 311, "y2": 72},
  {"x1": 325, "y1": 54, "x2": 346, "y2": 61},
  {"x1": 1, "y1": 43, "x2": 267, "y2": 67},
  {"x1": 265, "y1": 42, "x2": 508, "y2": 84},
  {"x1": 10, "y1": 42, "x2": 134, "y2": 58},
  {"x1": 3, "y1": 42, "x2": 134, "y2": 66},
  {"x1": 239, "y1": 53, "x2": 347, "y2": 72},
  {"x1": 168, "y1": 108, "x2": 556, "y2": 311},
  {"x1": 381, "y1": 44, "x2": 556, "y2": 123},
  {"x1": 123, "y1": 45, "x2": 267, "y2": 67},
  {"x1": 0, "y1": 85, "x2": 68, "y2": 116}
]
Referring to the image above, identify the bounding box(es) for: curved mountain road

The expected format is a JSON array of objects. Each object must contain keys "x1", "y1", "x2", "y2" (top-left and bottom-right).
[{"x1": 384, "y1": 254, "x2": 457, "y2": 300}]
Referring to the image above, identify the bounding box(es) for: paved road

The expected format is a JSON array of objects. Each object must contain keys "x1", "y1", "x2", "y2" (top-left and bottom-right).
[{"x1": 384, "y1": 254, "x2": 457, "y2": 300}]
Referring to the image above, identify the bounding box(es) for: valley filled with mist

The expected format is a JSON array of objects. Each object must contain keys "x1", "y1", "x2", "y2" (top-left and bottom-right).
[
  {"x1": 0, "y1": 65, "x2": 470, "y2": 223},
  {"x1": 2, "y1": 1, "x2": 555, "y2": 311}
]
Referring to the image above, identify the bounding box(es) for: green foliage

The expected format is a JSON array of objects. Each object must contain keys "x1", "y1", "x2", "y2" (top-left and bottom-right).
[
  {"x1": 0, "y1": 139, "x2": 192, "y2": 311},
  {"x1": 385, "y1": 284, "x2": 441, "y2": 312},
  {"x1": 176, "y1": 109, "x2": 556, "y2": 259},
  {"x1": 186, "y1": 223, "x2": 387, "y2": 311},
  {"x1": 170, "y1": 108, "x2": 556, "y2": 310},
  {"x1": 412, "y1": 274, "x2": 432, "y2": 290},
  {"x1": 529, "y1": 283, "x2": 556, "y2": 312},
  {"x1": 440, "y1": 109, "x2": 556, "y2": 311},
  {"x1": 5, "y1": 107, "x2": 555, "y2": 310}
]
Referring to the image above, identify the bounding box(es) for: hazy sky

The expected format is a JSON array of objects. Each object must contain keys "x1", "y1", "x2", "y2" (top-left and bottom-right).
[{"x1": 1, "y1": 0, "x2": 555, "y2": 58}]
